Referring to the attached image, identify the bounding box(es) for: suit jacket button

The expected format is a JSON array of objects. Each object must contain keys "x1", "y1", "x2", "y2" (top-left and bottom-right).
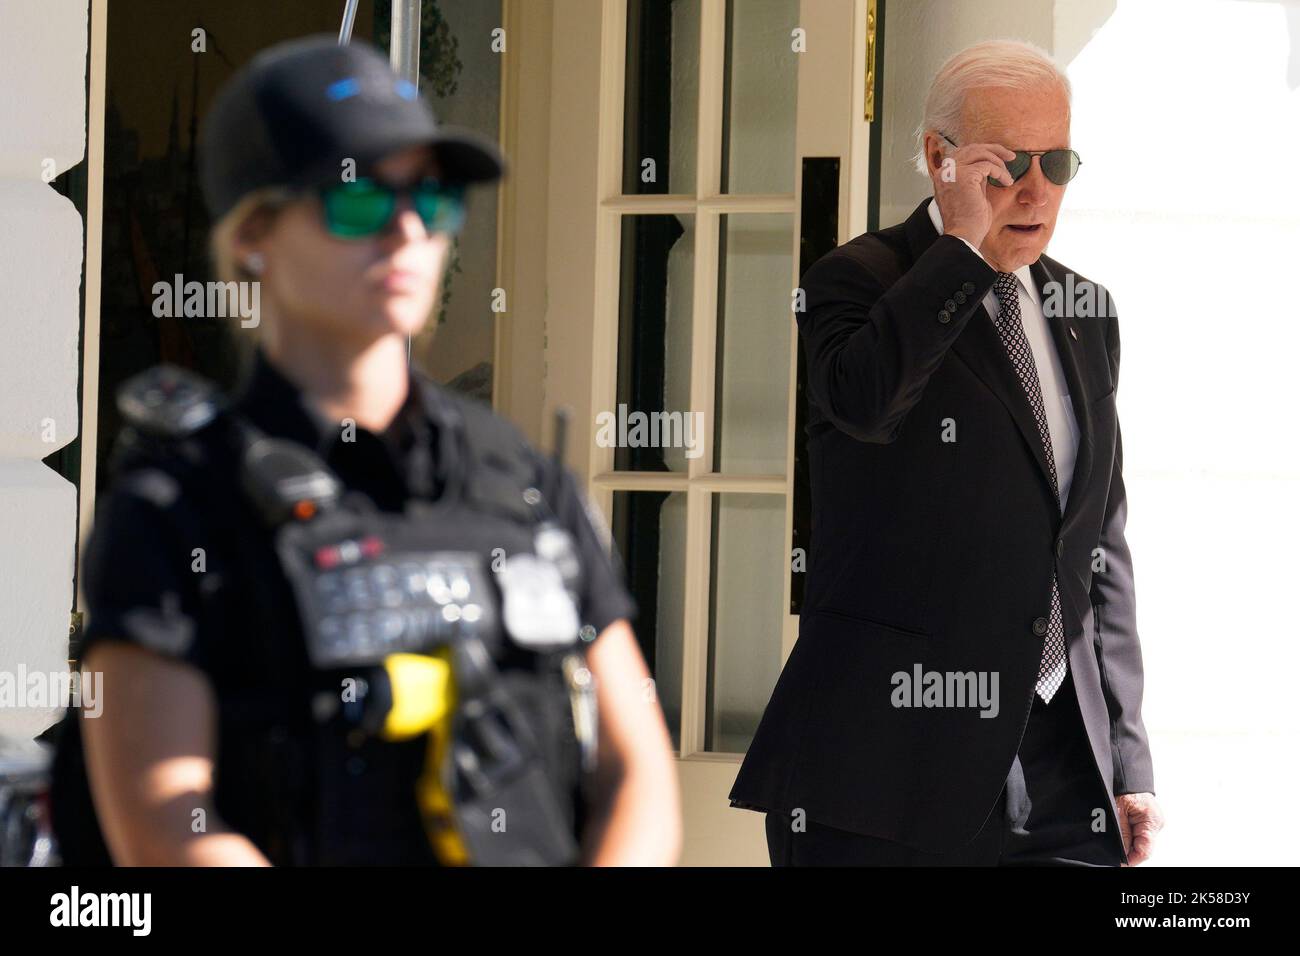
[
  {"x1": 944, "y1": 298, "x2": 957, "y2": 312},
  {"x1": 937, "y1": 309, "x2": 951, "y2": 323},
  {"x1": 1032, "y1": 617, "x2": 1049, "y2": 636},
  {"x1": 1056, "y1": 539, "x2": 1065, "y2": 558},
  {"x1": 962, "y1": 281, "x2": 976, "y2": 295},
  {"x1": 954, "y1": 291, "x2": 967, "y2": 304}
]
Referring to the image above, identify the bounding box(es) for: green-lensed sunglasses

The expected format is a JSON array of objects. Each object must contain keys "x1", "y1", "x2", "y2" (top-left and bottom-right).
[
  {"x1": 317, "y1": 176, "x2": 467, "y2": 238},
  {"x1": 939, "y1": 132, "x2": 1081, "y2": 187}
]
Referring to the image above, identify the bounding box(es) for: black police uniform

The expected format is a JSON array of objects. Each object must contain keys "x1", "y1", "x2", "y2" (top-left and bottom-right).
[{"x1": 53, "y1": 348, "x2": 635, "y2": 865}]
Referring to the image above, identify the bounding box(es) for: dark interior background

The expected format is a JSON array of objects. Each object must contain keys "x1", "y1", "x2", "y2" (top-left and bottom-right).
[{"x1": 92, "y1": 0, "x2": 501, "y2": 499}]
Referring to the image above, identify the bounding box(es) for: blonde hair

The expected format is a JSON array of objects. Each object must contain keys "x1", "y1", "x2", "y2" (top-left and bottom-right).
[
  {"x1": 913, "y1": 39, "x2": 1071, "y2": 174},
  {"x1": 207, "y1": 187, "x2": 294, "y2": 350}
]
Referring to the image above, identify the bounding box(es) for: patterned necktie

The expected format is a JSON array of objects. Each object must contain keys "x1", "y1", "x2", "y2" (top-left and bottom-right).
[{"x1": 991, "y1": 272, "x2": 1068, "y2": 704}]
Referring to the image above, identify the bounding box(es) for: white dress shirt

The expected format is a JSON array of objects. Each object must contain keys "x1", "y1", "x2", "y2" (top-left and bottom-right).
[{"x1": 926, "y1": 198, "x2": 1079, "y2": 512}]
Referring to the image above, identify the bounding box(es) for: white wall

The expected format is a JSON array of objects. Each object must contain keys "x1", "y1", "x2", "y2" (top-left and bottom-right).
[
  {"x1": 1051, "y1": 0, "x2": 1300, "y2": 868},
  {"x1": 0, "y1": 0, "x2": 88, "y2": 738},
  {"x1": 878, "y1": 0, "x2": 1300, "y2": 865}
]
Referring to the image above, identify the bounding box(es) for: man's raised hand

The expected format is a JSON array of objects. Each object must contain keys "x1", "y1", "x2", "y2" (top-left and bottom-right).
[{"x1": 929, "y1": 136, "x2": 1017, "y2": 249}]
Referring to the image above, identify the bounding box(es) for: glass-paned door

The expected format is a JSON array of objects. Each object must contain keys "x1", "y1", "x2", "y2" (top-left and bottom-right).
[
  {"x1": 591, "y1": 0, "x2": 876, "y2": 864},
  {"x1": 605, "y1": 0, "x2": 798, "y2": 760}
]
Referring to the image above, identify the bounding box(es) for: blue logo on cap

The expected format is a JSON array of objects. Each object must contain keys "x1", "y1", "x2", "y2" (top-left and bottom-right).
[
  {"x1": 326, "y1": 78, "x2": 360, "y2": 101},
  {"x1": 326, "y1": 76, "x2": 417, "y2": 102}
]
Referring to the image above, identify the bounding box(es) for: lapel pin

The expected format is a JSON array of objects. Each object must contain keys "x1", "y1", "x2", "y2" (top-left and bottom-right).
[{"x1": 1069, "y1": 326, "x2": 1078, "y2": 340}]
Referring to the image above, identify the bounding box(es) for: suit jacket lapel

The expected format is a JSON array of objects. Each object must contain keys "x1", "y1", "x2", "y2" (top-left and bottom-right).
[
  {"x1": 902, "y1": 203, "x2": 1092, "y2": 523},
  {"x1": 948, "y1": 295, "x2": 1060, "y2": 497},
  {"x1": 1030, "y1": 257, "x2": 1095, "y2": 535}
]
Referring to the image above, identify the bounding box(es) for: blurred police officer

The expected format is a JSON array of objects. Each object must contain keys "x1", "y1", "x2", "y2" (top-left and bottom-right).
[{"x1": 51, "y1": 36, "x2": 679, "y2": 866}]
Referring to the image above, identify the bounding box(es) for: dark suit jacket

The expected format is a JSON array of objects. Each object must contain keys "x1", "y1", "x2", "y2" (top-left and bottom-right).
[{"x1": 729, "y1": 198, "x2": 1155, "y2": 853}]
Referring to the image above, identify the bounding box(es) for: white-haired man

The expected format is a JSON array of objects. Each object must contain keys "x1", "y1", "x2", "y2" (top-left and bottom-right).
[{"x1": 731, "y1": 39, "x2": 1164, "y2": 866}]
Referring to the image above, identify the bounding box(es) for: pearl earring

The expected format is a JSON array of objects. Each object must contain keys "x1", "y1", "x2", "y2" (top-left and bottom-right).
[{"x1": 244, "y1": 252, "x2": 265, "y2": 275}]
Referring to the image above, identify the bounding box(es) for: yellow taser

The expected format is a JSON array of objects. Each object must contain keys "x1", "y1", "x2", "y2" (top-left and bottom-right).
[{"x1": 380, "y1": 650, "x2": 470, "y2": 866}]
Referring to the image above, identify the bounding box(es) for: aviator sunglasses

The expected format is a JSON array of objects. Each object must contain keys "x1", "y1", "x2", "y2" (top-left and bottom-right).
[
  {"x1": 316, "y1": 176, "x2": 467, "y2": 238},
  {"x1": 939, "y1": 132, "x2": 1081, "y2": 187}
]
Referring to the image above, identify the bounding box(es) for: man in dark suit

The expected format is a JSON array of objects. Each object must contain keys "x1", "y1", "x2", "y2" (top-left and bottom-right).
[{"x1": 730, "y1": 40, "x2": 1163, "y2": 866}]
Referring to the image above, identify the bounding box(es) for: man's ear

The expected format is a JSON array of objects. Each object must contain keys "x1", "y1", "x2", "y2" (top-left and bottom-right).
[{"x1": 924, "y1": 132, "x2": 946, "y2": 174}]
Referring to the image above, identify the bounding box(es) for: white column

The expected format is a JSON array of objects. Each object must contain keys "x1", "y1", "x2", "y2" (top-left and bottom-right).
[{"x1": 0, "y1": 0, "x2": 90, "y2": 738}]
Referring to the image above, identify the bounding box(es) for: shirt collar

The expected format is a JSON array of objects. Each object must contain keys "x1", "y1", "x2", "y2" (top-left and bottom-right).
[
  {"x1": 926, "y1": 197, "x2": 1038, "y2": 304},
  {"x1": 232, "y1": 347, "x2": 426, "y2": 459}
]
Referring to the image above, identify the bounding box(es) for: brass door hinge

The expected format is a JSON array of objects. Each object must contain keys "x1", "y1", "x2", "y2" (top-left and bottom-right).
[{"x1": 864, "y1": 0, "x2": 878, "y2": 123}]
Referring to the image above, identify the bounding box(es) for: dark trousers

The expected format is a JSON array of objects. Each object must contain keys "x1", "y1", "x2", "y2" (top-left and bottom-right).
[{"x1": 766, "y1": 668, "x2": 1126, "y2": 866}]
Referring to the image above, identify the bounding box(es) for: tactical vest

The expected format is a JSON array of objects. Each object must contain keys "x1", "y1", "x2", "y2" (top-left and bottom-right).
[{"x1": 50, "y1": 365, "x2": 598, "y2": 866}]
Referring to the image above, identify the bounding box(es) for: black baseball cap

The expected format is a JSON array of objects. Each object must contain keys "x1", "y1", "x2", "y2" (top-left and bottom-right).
[{"x1": 198, "y1": 34, "x2": 505, "y2": 221}]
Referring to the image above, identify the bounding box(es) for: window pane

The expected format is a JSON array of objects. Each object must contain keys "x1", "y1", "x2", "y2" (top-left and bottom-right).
[
  {"x1": 623, "y1": 0, "x2": 699, "y2": 194},
  {"x1": 721, "y1": 0, "x2": 798, "y2": 194},
  {"x1": 613, "y1": 215, "x2": 698, "y2": 472},
  {"x1": 714, "y1": 213, "x2": 793, "y2": 474},
  {"x1": 611, "y1": 491, "x2": 687, "y2": 751},
  {"x1": 406, "y1": 0, "x2": 504, "y2": 399},
  {"x1": 707, "y1": 493, "x2": 786, "y2": 753}
]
